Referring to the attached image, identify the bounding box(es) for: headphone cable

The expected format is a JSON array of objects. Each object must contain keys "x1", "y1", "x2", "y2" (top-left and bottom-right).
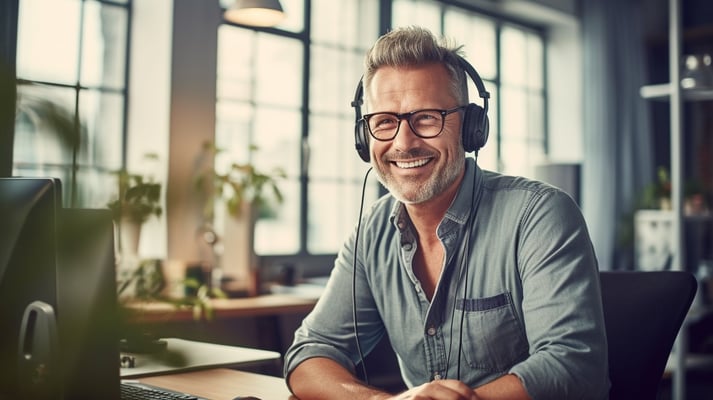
[
  {"x1": 457, "y1": 155, "x2": 479, "y2": 379},
  {"x1": 352, "y1": 167, "x2": 373, "y2": 385}
]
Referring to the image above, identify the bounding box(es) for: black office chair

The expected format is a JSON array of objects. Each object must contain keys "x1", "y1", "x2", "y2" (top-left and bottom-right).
[{"x1": 600, "y1": 270, "x2": 697, "y2": 400}]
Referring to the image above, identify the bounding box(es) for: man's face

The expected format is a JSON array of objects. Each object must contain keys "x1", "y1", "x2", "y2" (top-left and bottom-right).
[{"x1": 367, "y1": 63, "x2": 466, "y2": 205}]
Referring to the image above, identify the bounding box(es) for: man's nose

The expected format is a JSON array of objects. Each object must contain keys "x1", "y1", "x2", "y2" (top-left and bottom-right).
[{"x1": 391, "y1": 119, "x2": 420, "y2": 149}]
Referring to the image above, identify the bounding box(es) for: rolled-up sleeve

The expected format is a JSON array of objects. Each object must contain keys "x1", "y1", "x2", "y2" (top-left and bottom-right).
[{"x1": 283, "y1": 225, "x2": 385, "y2": 385}]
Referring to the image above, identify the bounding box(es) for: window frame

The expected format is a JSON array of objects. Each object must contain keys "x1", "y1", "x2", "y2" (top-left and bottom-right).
[{"x1": 10, "y1": 0, "x2": 132, "y2": 208}]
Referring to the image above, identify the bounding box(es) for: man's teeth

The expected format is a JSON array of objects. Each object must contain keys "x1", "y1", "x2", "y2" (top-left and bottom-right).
[{"x1": 395, "y1": 159, "x2": 429, "y2": 169}]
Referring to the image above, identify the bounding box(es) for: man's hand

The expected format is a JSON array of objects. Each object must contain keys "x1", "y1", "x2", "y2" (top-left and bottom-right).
[
  {"x1": 288, "y1": 358, "x2": 480, "y2": 400},
  {"x1": 390, "y1": 380, "x2": 479, "y2": 400}
]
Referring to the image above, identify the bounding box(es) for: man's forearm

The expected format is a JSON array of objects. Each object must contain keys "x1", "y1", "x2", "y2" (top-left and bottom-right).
[
  {"x1": 287, "y1": 357, "x2": 391, "y2": 400},
  {"x1": 473, "y1": 374, "x2": 531, "y2": 400}
]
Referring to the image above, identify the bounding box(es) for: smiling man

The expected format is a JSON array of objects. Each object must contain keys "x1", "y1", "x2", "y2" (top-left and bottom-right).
[{"x1": 283, "y1": 26, "x2": 610, "y2": 400}]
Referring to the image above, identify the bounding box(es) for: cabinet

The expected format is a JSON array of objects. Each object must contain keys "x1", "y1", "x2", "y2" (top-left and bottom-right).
[{"x1": 639, "y1": 1, "x2": 713, "y2": 399}]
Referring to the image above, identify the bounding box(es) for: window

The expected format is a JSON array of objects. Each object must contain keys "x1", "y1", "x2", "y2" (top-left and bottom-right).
[
  {"x1": 307, "y1": 0, "x2": 380, "y2": 254},
  {"x1": 394, "y1": 0, "x2": 547, "y2": 177},
  {"x1": 13, "y1": 0, "x2": 130, "y2": 208},
  {"x1": 216, "y1": 0, "x2": 380, "y2": 257}
]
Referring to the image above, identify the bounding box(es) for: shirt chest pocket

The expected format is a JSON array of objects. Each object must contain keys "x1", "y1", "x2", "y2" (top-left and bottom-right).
[{"x1": 456, "y1": 292, "x2": 529, "y2": 373}]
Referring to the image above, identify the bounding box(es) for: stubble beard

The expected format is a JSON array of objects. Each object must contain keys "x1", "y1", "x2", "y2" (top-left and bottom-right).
[{"x1": 372, "y1": 148, "x2": 465, "y2": 205}]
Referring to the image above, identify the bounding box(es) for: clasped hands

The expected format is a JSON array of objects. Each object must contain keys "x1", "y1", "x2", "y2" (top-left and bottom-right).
[{"x1": 384, "y1": 379, "x2": 479, "y2": 400}]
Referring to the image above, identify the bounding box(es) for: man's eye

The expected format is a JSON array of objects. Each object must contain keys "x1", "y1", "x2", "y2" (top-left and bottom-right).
[
  {"x1": 374, "y1": 117, "x2": 397, "y2": 128},
  {"x1": 414, "y1": 112, "x2": 438, "y2": 122}
]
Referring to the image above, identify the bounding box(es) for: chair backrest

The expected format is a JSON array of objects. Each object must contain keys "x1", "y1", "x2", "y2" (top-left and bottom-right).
[{"x1": 600, "y1": 270, "x2": 697, "y2": 400}]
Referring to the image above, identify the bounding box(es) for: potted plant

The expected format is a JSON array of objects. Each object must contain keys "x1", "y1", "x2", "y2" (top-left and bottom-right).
[
  {"x1": 195, "y1": 141, "x2": 285, "y2": 219},
  {"x1": 194, "y1": 141, "x2": 285, "y2": 296},
  {"x1": 107, "y1": 163, "x2": 163, "y2": 256}
]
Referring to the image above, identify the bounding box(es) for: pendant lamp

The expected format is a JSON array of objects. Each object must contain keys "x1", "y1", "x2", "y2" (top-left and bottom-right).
[{"x1": 224, "y1": 0, "x2": 285, "y2": 28}]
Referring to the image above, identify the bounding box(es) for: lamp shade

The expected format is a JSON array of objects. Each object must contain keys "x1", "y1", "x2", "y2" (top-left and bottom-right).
[{"x1": 224, "y1": 0, "x2": 285, "y2": 28}]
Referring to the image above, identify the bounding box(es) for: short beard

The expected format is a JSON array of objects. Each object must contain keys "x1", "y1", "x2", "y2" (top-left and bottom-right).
[{"x1": 372, "y1": 147, "x2": 465, "y2": 204}]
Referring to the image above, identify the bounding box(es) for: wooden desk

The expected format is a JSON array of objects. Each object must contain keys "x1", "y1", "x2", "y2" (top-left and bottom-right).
[
  {"x1": 138, "y1": 368, "x2": 295, "y2": 400},
  {"x1": 126, "y1": 294, "x2": 318, "y2": 323},
  {"x1": 124, "y1": 293, "x2": 319, "y2": 361}
]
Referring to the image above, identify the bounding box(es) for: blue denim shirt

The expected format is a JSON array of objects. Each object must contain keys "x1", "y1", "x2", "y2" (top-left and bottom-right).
[{"x1": 284, "y1": 159, "x2": 610, "y2": 400}]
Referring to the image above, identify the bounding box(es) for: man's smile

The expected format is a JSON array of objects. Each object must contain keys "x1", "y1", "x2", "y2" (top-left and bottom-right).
[{"x1": 392, "y1": 158, "x2": 433, "y2": 169}]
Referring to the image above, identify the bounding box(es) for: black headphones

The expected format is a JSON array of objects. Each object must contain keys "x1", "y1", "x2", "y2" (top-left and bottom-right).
[{"x1": 351, "y1": 56, "x2": 490, "y2": 163}]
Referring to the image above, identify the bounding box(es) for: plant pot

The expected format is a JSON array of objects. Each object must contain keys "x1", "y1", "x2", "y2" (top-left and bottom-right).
[
  {"x1": 115, "y1": 217, "x2": 143, "y2": 299},
  {"x1": 218, "y1": 202, "x2": 259, "y2": 296},
  {"x1": 117, "y1": 216, "x2": 142, "y2": 257}
]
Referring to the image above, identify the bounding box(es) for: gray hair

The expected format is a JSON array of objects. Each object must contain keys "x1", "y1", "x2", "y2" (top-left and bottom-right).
[{"x1": 363, "y1": 26, "x2": 469, "y2": 107}]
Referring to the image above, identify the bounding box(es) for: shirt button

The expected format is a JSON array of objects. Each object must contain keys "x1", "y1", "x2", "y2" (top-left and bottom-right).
[
  {"x1": 427, "y1": 326, "x2": 437, "y2": 336},
  {"x1": 434, "y1": 373, "x2": 442, "y2": 380},
  {"x1": 403, "y1": 243, "x2": 413, "y2": 251}
]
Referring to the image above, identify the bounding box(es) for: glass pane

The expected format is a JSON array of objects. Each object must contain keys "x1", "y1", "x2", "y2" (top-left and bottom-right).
[
  {"x1": 311, "y1": 0, "x2": 378, "y2": 49},
  {"x1": 78, "y1": 89, "x2": 124, "y2": 169},
  {"x1": 216, "y1": 105, "x2": 300, "y2": 177},
  {"x1": 13, "y1": 84, "x2": 77, "y2": 166},
  {"x1": 500, "y1": 86, "x2": 527, "y2": 140},
  {"x1": 444, "y1": 11, "x2": 497, "y2": 80},
  {"x1": 501, "y1": 26, "x2": 527, "y2": 87},
  {"x1": 216, "y1": 100, "x2": 252, "y2": 163},
  {"x1": 500, "y1": 137, "x2": 545, "y2": 178},
  {"x1": 74, "y1": 168, "x2": 116, "y2": 209},
  {"x1": 528, "y1": 92, "x2": 545, "y2": 143},
  {"x1": 255, "y1": 34, "x2": 303, "y2": 107},
  {"x1": 309, "y1": 115, "x2": 364, "y2": 180},
  {"x1": 500, "y1": 139, "x2": 530, "y2": 177},
  {"x1": 81, "y1": 1, "x2": 128, "y2": 89},
  {"x1": 527, "y1": 33, "x2": 544, "y2": 90},
  {"x1": 308, "y1": 180, "x2": 379, "y2": 254},
  {"x1": 17, "y1": 0, "x2": 82, "y2": 84},
  {"x1": 255, "y1": 180, "x2": 300, "y2": 254},
  {"x1": 218, "y1": 29, "x2": 302, "y2": 107},
  {"x1": 252, "y1": 107, "x2": 301, "y2": 176},
  {"x1": 392, "y1": 0, "x2": 441, "y2": 33},
  {"x1": 310, "y1": 45, "x2": 362, "y2": 114},
  {"x1": 217, "y1": 27, "x2": 255, "y2": 101}
]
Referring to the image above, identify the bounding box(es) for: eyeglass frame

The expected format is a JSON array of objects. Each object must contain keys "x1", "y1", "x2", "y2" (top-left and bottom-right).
[{"x1": 361, "y1": 106, "x2": 467, "y2": 142}]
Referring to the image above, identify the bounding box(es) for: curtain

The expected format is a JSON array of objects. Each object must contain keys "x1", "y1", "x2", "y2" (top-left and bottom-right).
[{"x1": 581, "y1": 0, "x2": 654, "y2": 270}]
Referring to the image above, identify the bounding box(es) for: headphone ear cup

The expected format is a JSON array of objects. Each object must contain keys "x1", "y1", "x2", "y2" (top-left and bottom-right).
[
  {"x1": 355, "y1": 119, "x2": 370, "y2": 162},
  {"x1": 461, "y1": 103, "x2": 488, "y2": 153}
]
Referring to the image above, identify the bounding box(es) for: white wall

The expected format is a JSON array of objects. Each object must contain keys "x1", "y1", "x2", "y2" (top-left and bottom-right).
[
  {"x1": 128, "y1": 0, "x2": 173, "y2": 259},
  {"x1": 546, "y1": 20, "x2": 583, "y2": 162}
]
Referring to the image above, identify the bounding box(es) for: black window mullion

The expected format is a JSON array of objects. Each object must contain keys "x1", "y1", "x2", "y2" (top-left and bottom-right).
[
  {"x1": 299, "y1": 0, "x2": 312, "y2": 255},
  {"x1": 0, "y1": 0, "x2": 19, "y2": 177}
]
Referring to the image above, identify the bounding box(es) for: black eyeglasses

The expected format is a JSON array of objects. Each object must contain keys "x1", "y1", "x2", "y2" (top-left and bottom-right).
[{"x1": 362, "y1": 106, "x2": 466, "y2": 141}]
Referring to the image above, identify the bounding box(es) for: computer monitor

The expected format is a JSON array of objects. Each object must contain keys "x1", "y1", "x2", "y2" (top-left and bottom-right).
[
  {"x1": 0, "y1": 178, "x2": 62, "y2": 399},
  {"x1": 0, "y1": 178, "x2": 120, "y2": 399}
]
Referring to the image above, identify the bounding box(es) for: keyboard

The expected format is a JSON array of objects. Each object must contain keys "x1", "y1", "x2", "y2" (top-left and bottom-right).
[{"x1": 121, "y1": 381, "x2": 209, "y2": 400}]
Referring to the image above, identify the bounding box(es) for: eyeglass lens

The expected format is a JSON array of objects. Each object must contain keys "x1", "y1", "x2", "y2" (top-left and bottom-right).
[{"x1": 365, "y1": 108, "x2": 460, "y2": 141}]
